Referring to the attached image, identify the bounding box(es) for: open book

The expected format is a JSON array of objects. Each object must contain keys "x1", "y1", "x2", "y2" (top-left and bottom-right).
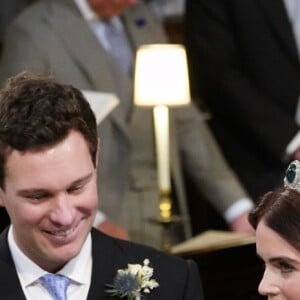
[
  {"x1": 171, "y1": 230, "x2": 256, "y2": 255},
  {"x1": 81, "y1": 90, "x2": 119, "y2": 125}
]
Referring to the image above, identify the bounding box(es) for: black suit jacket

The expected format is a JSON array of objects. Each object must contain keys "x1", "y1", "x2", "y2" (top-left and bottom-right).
[
  {"x1": 186, "y1": 0, "x2": 300, "y2": 198},
  {"x1": 0, "y1": 228, "x2": 204, "y2": 299}
]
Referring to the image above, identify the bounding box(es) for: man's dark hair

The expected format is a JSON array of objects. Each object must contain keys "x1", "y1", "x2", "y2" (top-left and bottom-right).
[{"x1": 0, "y1": 71, "x2": 98, "y2": 188}]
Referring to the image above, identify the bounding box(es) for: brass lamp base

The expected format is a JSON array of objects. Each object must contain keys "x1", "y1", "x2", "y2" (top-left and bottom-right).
[{"x1": 149, "y1": 215, "x2": 182, "y2": 252}]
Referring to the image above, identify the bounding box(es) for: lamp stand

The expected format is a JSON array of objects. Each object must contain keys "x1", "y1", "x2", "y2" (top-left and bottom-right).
[
  {"x1": 133, "y1": 44, "x2": 191, "y2": 252},
  {"x1": 150, "y1": 106, "x2": 182, "y2": 252},
  {"x1": 148, "y1": 190, "x2": 182, "y2": 252}
]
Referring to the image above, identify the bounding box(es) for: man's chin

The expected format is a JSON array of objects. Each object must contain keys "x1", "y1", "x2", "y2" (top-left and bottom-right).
[{"x1": 40, "y1": 241, "x2": 83, "y2": 272}]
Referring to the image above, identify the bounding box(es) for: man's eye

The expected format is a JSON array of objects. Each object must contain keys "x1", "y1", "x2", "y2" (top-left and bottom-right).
[
  {"x1": 67, "y1": 185, "x2": 83, "y2": 193},
  {"x1": 26, "y1": 194, "x2": 48, "y2": 201}
]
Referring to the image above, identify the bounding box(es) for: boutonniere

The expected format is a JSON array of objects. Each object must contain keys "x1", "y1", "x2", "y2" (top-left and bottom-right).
[{"x1": 106, "y1": 259, "x2": 159, "y2": 299}]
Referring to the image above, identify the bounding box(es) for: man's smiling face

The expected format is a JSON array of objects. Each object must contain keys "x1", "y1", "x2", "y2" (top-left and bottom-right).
[{"x1": 0, "y1": 130, "x2": 98, "y2": 272}]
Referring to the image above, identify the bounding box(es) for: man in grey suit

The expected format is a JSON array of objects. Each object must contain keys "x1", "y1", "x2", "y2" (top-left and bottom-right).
[{"x1": 0, "y1": 0, "x2": 253, "y2": 248}]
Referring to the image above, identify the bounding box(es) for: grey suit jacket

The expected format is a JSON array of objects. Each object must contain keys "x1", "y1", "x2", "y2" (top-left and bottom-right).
[{"x1": 0, "y1": 0, "x2": 249, "y2": 247}]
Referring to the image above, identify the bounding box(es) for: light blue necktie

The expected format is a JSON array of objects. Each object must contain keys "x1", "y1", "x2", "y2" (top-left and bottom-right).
[
  {"x1": 104, "y1": 19, "x2": 133, "y2": 73},
  {"x1": 40, "y1": 274, "x2": 71, "y2": 300}
]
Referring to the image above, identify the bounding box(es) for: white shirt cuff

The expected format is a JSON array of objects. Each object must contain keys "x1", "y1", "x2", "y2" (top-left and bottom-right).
[
  {"x1": 286, "y1": 131, "x2": 300, "y2": 155},
  {"x1": 224, "y1": 198, "x2": 254, "y2": 222},
  {"x1": 93, "y1": 210, "x2": 107, "y2": 227}
]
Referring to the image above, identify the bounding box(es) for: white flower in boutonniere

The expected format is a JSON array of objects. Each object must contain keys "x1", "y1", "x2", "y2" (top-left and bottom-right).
[{"x1": 106, "y1": 259, "x2": 159, "y2": 299}]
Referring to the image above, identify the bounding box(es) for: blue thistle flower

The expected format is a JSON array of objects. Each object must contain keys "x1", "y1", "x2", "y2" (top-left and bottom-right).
[
  {"x1": 113, "y1": 272, "x2": 140, "y2": 295},
  {"x1": 106, "y1": 259, "x2": 159, "y2": 299}
]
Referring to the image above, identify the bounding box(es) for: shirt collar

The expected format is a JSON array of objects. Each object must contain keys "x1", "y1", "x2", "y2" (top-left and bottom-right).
[
  {"x1": 8, "y1": 226, "x2": 92, "y2": 287},
  {"x1": 73, "y1": 0, "x2": 98, "y2": 22},
  {"x1": 73, "y1": 0, "x2": 122, "y2": 29}
]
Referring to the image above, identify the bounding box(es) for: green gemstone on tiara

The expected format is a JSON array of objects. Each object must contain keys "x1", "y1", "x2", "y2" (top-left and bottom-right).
[
  {"x1": 284, "y1": 160, "x2": 300, "y2": 191},
  {"x1": 285, "y1": 163, "x2": 297, "y2": 184}
]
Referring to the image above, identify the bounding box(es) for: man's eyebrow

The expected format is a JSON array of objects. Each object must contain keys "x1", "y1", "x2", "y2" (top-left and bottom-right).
[
  {"x1": 18, "y1": 189, "x2": 50, "y2": 198},
  {"x1": 68, "y1": 172, "x2": 94, "y2": 187},
  {"x1": 17, "y1": 172, "x2": 94, "y2": 197}
]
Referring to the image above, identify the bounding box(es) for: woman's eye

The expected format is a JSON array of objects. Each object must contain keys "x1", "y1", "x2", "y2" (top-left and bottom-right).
[{"x1": 276, "y1": 261, "x2": 294, "y2": 273}]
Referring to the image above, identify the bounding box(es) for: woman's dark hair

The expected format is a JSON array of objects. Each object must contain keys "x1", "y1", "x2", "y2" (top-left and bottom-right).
[{"x1": 249, "y1": 188, "x2": 300, "y2": 250}]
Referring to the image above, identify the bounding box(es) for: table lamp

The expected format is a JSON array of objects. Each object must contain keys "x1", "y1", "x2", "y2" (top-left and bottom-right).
[{"x1": 134, "y1": 44, "x2": 191, "y2": 251}]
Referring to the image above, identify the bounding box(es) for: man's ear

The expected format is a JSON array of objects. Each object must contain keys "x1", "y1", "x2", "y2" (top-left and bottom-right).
[{"x1": 95, "y1": 138, "x2": 100, "y2": 167}]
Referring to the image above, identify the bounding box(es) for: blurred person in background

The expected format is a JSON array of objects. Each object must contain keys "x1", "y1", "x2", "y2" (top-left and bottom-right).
[{"x1": 186, "y1": 0, "x2": 300, "y2": 200}]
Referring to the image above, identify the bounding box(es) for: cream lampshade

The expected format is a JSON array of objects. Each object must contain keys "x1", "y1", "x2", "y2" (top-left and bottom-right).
[{"x1": 134, "y1": 44, "x2": 190, "y2": 106}]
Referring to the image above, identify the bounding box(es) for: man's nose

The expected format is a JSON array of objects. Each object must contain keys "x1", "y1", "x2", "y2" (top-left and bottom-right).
[{"x1": 49, "y1": 193, "x2": 74, "y2": 226}]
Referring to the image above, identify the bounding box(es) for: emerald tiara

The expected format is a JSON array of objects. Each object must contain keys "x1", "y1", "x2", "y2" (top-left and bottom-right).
[{"x1": 284, "y1": 160, "x2": 300, "y2": 191}]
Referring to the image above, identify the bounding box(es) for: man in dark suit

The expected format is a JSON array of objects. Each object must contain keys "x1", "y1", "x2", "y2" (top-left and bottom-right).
[
  {"x1": 0, "y1": 72, "x2": 203, "y2": 299},
  {"x1": 185, "y1": 0, "x2": 300, "y2": 199}
]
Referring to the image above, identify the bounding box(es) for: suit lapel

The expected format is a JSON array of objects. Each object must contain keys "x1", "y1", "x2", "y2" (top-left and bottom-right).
[
  {"x1": 256, "y1": 0, "x2": 300, "y2": 65},
  {"x1": 87, "y1": 229, "x2": 132, "y2": 300},
  {"x1": 87, "y1": 230, "x2": 111, "y2": 299},
  {"x1": 0, "y1": 228, "x2": 27, "y2": 299}
]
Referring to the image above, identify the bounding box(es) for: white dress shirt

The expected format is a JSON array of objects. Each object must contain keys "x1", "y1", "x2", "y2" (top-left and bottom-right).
[
  {"x1": 148, "y1": 0, "x2": 185, "y2": 20},
  {"x1": 8, "y1": 226, "x2": 92, "y2": 300}
]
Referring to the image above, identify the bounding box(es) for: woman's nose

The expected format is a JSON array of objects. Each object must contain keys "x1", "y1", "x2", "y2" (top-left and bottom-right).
[{"x1": 258, "y1": 268, "x2": 280, "y2": 296}]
